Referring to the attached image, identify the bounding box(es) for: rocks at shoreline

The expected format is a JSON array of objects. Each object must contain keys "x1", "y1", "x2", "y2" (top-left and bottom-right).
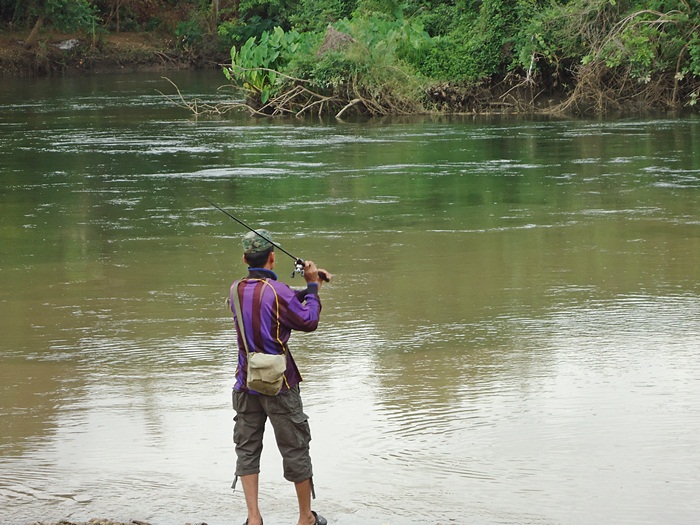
[
  {"x1": 29, "y1": 521, "x2": 151, "y2": 525},
  {"x1": 29, "y1": 520, "x2": 209, "y2": 525}
]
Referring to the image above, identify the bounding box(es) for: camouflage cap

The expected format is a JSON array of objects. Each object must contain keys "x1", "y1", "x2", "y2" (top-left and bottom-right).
[{"x1": 242, "y1": 229, "x2": 275, "y2": 254}]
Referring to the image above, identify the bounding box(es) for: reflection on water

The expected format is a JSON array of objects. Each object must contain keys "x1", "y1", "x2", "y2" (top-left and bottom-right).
[{"x1": 1, "y1": 72, "x2": 700, "y2": 525}]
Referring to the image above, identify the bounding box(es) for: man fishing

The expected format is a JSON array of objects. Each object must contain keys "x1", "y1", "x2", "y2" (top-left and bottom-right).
[{"x1": 230, "y1": 229, "x2": 330, "y2": 525}]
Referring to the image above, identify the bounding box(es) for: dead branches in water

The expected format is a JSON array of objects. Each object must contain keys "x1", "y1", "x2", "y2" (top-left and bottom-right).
[
  {"x1": 227, "y1": 63, "x2": 425, "y2": 118},
  {"x1": 162, "y1": 65, "x2": 425, "y2": 119},
  {"x1": 158, "y1": 77, "x2": 226, "y2": 116},
  {"x1": 543, "y1": 57, "x2": 699, "y2": 116}
]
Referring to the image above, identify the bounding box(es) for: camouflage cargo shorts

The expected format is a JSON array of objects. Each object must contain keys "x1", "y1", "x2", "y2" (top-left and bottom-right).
[{"x1": 232, "y1": 384, "x2": 313, "y2": 483}]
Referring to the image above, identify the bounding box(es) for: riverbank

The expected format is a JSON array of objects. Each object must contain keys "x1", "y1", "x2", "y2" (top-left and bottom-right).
[
  {"x1": 24, "y1": 514, "x2": 444, "y2": 525},
  {"x1": 0, "y1": 31, "x2": 224, "y2": 77},
  {"x1": 2, "y1": 29, "x2": 696, "y2": 117}
]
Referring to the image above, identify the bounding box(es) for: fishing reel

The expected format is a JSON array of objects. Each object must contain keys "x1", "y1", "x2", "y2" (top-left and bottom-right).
[
  {"x1": 292, "y1": 258, "x2": 330, "y2": 282},
  {"x1": 200, "y1": 196, "x2": 330, "y2": 282},
  {"x1": 292, "y1": 258, "x2": 305, "y2": 279}
]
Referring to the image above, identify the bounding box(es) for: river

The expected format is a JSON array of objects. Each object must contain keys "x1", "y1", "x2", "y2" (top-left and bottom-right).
[{"x1": 1, "y1": 70, "x2": 699, "y2": 525}]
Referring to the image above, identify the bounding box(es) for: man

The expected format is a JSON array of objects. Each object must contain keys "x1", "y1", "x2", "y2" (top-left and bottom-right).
[{"x1": 230, "y1": 229, "x2": 330, "y2": 525}]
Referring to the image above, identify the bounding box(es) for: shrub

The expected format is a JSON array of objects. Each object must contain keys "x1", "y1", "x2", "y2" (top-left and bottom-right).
[
  {"x1": 224, "y1": 14, "x2": 431, "y2": 115},
  {"x1": 226, "y1": 26, "x2": 315, "y2": 104}
]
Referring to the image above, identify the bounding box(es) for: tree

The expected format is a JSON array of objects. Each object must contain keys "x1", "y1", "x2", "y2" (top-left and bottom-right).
[{"x1": 19, "y1": 0, "x2": 99, "y2": 48}]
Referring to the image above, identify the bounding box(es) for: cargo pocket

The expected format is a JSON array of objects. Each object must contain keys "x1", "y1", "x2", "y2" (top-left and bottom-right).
[
  {"x1": 232, "y1": 413, "x2": 241, "y2": 443},
  {"x1": 291, "y1": 410, "x2": 312, "y2": 447},
  {"x1": 277, "y1": 409, "x2": 313, "y2": 482},
  {"x1": 232, "y1": 390, "x2": 245, "y2": 411}
]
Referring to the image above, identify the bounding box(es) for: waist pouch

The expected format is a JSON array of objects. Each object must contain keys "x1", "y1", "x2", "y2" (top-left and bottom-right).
[{"x1": 247, "y1": 351, "x2": 286, "y2": 395}]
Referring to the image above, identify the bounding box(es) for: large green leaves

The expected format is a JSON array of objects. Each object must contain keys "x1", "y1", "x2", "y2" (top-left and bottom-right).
[{"x1": 226, "y1": 26, "x2": 312, "y2": 104}]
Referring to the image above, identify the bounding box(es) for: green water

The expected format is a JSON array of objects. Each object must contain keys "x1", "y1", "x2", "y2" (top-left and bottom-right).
[{"x1": 1, "y1": 71, "x2": 699, "y2": 525}]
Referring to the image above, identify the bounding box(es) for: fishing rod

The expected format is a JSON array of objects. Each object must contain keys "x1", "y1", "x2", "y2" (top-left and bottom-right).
[{"x1": 202, "y1": 196, "x2": 330, "y2": 282}]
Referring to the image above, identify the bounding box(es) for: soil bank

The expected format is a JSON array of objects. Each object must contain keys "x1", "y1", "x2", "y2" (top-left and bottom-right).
[{"x1": 0, "y1": 31, "x2": 224, "y2": 77}]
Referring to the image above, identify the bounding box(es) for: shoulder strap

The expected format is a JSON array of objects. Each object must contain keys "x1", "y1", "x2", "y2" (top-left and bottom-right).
[
  {"x1": 231, "y1": 278, "x2": 286, "y2": 356},
  {"x1": 230, "y1": 280, "x2": 251, "y2": 354}
]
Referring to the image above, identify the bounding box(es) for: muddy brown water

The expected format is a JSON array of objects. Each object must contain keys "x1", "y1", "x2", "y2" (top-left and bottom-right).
[{"x1": 1, "y1": 71, "x2": 699, "y2": 525}]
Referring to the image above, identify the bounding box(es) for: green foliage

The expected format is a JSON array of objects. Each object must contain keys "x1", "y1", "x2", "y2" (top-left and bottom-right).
[
  {"x1": 2, "y1": 0, "x2": 100, "y2": 32},
  {"x1": 305, "y1": 13, "x2": 431, "y2": 108},
  {"x1": 334, "y1": 11, "x2": 431, "y2": 54},
  {"x1": 224, "y1": 13, "x2": 431, "y2": 112},
  {"x1": 689, "y1": 35, "x2": 700, "y2": 78},
  {"x1": 172, "y1": 1, "x2": 238, "y2": 54},
  {"x1": 226, "y1": 26, "x2": 314, "y2": 104},
  {"x1": 355, "y1": 0, "x2": 406, "y2": 17},
  {"x1": 520, "y1": 0, "x2": 700, "y2": 80},
  {"x1": 416, "y1": 2, "x2": 476, "y2": 37},
  {"x1": 217, "y1": 20, "x2": 242, "y2": 46},
  {"x1": 1, "y1": 0, "x2": 696, "y2": 113},
  {"x1": 297, "y1": 51, "x2": 371, "y2": 90},
  {"x1": 218, "y1": 6, "x2": 291, "y2": 47},
  {"x1": 297, "y1": 11, "x2": 430, "y2": 98},
  {"x1": 176, "y1": 17, "x2": 205, "y2": 48},
  {"x1": 408, "y1": 0, "x2": 524, "y2": 81},
  {"x1": 289, "y1": 0, "x2": 357, "y2": 32},
  {"x1": 591, "y1": 7, "x2": 689, "y2": 79},
  {"x1": 233, "y1": 0, "x2": 296, "y2": 41},
  {"x1": 47, "y1": 0, "x2": 98, "y2": 31}
]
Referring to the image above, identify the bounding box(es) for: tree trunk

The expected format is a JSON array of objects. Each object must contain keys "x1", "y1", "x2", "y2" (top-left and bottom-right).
[{"x1": 23, "y1": 15, "x2": 45, "y2": 50}]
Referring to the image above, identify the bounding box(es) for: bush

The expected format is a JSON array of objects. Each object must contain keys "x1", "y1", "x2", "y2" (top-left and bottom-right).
[
  {"x1": 41, "y1": 0, "x2": 99, "y2": 32},
  {"x1": 224, "y1": 14, "x2": 431, "y2": 115},
  {"x1": 417, "y1": 3, "x2": 474, "y2": 37},
  {"x1": 407, "y1": 0, "x2": 521, "y2": 81},
  {"x1": 226, "y1": 26, "x2": 316, "y2": 104},
  {"x1": 689, "y1": 35, "x2": 700, "y2": 78},
  {"x1": 289, "y1": 0, "x2": 357, "y2": 33},
  {"x1": 213, "y1": 0, "x2": 700, "y2": 115},
  {"x1": 175, "y1": 17, "x2": 205, "y2": 48},
  {"x1": 511, "y1": 0, "x2": 700, "y2": 112}
]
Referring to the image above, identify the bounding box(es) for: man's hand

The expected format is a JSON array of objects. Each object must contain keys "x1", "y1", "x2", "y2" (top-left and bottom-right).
[
  {"x1": 304, "y1": 260, "x2": 332, "y2": 285},
  {"x1": 317, "y1": 269, "x2": 332, "y2": 283}
]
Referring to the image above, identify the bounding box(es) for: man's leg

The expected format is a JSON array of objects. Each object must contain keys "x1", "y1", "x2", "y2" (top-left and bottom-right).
[
  {"x1": 264, "y1": 386, "x2": 325, "y2": 525},
  {"x1": 233, "y1": 391, "x2": 266, "y2": 525},
  {"x1": 294, "y1": 478, "x2": 316, "y2": 525},
  {"x1": 241, "y1": 473, "x2": 263, "y2": 525}
]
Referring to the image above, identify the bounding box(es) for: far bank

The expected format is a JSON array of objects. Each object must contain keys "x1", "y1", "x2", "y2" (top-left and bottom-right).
[
  {"x1": 0, "y1": 31, "x2": 224, "y2": 77},
  {"x1": 3, "y1": 29, "x2": 697, "y2": 119}
]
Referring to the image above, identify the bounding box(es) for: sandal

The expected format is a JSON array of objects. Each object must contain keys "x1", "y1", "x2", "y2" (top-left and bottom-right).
[{"x1": 312, "y1": 511, "x2": 327, "y2": 525}]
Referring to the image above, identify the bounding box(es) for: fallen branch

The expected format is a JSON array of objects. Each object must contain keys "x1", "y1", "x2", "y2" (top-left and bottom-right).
[{"x1": 335, "y1": 98, "x2": 362, "y2": 119}]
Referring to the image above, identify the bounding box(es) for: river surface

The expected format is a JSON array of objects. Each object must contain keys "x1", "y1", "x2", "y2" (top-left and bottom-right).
[{"x1": 1, "y1": 70, "x2": 699, "y2": 525}]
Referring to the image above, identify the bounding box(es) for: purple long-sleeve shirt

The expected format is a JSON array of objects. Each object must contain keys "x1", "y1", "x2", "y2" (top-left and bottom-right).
[{"x1": 230, "y1": 268, "x2": 321, "y2": 394}]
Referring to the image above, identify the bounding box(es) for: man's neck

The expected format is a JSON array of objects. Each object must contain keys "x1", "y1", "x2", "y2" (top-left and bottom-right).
[{"x1": 247, "y1": 267, "x2": 278, "y2": 280}]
